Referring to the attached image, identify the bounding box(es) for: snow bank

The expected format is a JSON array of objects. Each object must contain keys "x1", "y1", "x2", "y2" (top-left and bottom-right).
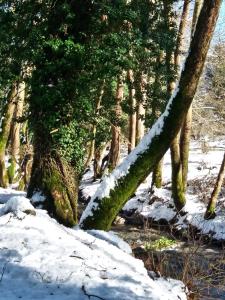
[
  {"x1": 0, "y1": 197, "x2": 187, "y2": 300},
  {"x1": 0, "y1": 196, "x2": 35, "y2": 217},
  {"x1": 87, "y1": 229, "x2": 132, "y2": 254}
]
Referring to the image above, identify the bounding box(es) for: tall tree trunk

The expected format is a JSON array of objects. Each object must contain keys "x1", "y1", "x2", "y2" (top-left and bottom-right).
[
  {"x1": 84, "y1": 84, "x2": 104, "y2": 169},
  {"x1": 80, "y1": 0, "x2": 221, "y2": 230},
  {"x1": 0, "y1": 83, "x2": 18, "y2": 187},
  {"x1": 205, "y1": 152, "x2": 225, "y2": 219},
  {"x1": 8, "y1": 81, "x2": 25, "y2": 183},
  {"x1": 108, "y1": 76, "x2": 124, "y2": 170},
  {"x1": 180, "y1": 0, "x2": 203, "y2": 192},
  {"x1": 135, "y1": 72, "x2": 146, "y2": 145},
  {"x1": 27, "y1": 127, "x2": 78, "y2": 226},
  {"x1": 151, "y1": 53, "x2": 164, "y2": 189},
  {"x1": 127, "y1": 70, "x2": 136, "y2": 154},
  {"x1": 170, "y1": 0, "x2": 190, "y2": 209}
]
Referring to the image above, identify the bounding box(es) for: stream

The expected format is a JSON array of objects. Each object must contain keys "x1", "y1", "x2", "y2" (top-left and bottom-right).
[{"x1": 112, "y1": 224, "x2": 225, "y2": 300}]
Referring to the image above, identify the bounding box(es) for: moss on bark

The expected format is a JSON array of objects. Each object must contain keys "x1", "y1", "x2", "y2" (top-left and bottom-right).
[
  {"x1": 80, "y1": 1, "x2": 222, "y2": 230},
  {"x1": 27, "y1": 130, "x2": 78, "y2": 227}
]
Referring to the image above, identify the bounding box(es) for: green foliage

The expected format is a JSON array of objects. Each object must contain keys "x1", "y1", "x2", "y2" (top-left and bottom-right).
[
  {"x1": 144, "y1": 237, "x2": 176, "y2": 251},
  {"x1": 54, "y1": 121, "x2": 88, "y2": 172}
]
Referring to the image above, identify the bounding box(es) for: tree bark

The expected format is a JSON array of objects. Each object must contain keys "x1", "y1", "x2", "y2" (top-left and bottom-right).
[
  {"x1": 27, "y1": 128, "x2": 78, "y2": 226},
  {"x1": 8, "y1": 81, "x2": 25, "y2": 183},
  {"x1": 80, "y1": 0, "x2": 221, "y2": 230},
  {"x1": 108, "y1": 76, "x2": 124, "y2": 170},
  {"x1": 84, "y1": 84, "x2": 104, "y2": 170},
  {"x1": 180, "y1": 0, "x2": 203, "y2": 192},
  {"x1": 127, "y1": 70, "x2": 136, "y2": 153},
  {"x1": 170, "y1": 0, "x2": 190, "y2": 209},
  {"x1": 152, "y1": 158, "x2": 164, "y2": 189},
  {"x1": 0, "y1": 83, "x2": 18, "y2": 187},
  {"x1": 205, "y1": 152, "x2": 225, "y2": 219},
  {"x1": 135, "y1": 73, "x2": 146, "y2": 145}
]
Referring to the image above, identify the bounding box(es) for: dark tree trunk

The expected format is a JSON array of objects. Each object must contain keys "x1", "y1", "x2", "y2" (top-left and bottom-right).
[{"x1": 80, "y1": 0, "x2": 221, "y2": 230}]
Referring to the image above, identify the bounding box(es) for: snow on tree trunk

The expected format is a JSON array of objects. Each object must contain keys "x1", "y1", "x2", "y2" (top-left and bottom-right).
[
  {"x1": 80, "y1": 0, "x2": 222, "y2": 230},
  {"x1": 205, "y1": 152, "x2": 225, "y2": 219}
]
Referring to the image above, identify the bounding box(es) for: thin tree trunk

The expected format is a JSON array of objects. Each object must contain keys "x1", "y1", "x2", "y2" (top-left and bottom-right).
[
  {"x1": 135, "y1": 73, "x2": 146, "y2": 145},
  {"x1": 84, "y1": 84, "x2": 104, "y2": 169},
  {"x1": 0, "y1": 83, "x2": 18, "y2": 187},
  {"x1": 108, "y1": 76, "x2": 123, "y2": 170},
  {"x1": 8, "y1": 81, "x2": 25, "y2": 183},
  {"x1": 80, "y1": 0, "x2": 221, "y2": 230},
  {"x1": 127, "y1": 70, "x2": 136, "y2": 153},
  {"x1": 180, "y1": 0, "x2": 203, "y2": 192},
  {"x1": 170, "y1": 0, "x2": 190, "y2": 209},
  {"x1": 151, "y1": 54, "x2": 164, "y2": 189},
  {"x1": 205, "y1": 152, "x2": 225, "y2": 219},
  {"x1": 27, "y1": 127, "x2": 78, "y2": 226}
]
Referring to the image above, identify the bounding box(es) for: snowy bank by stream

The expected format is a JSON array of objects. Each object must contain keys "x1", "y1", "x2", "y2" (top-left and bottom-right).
[{"x1": 0, "y1": 196, "x2": 187, "y2": 300}]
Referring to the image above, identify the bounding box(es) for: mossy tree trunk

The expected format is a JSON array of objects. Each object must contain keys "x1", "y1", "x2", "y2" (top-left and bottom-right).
[
  {"x1": 170, "y1": 0, "x2": 190, "y2": 209},
  {"x1": 8, "y1": 81, "x2": 25, "y2": 184},
  {"x1": 27, "y1": 128, "x2": 78, "y2": 226},
  {"x1": 0, "y1": 83, "x2": 18, "y2": 187},
  {"x1": 127, "y1": 70, "x2": 136, "y2": 154},
  {"x1": 108, "y1": 76, "x2": 124, "y2": 170},
  {"x1": 152, "y1": 158, "x2": 164, "y2": 189},
  {"x1": 205, "y1": 152, "x2": 225, "y2": 219},
  {"x1": 80, "y1": 0, "x2": 222, "y2": 230},
  {"x1": 180, "y1": 0, "x2": 203, "y2": 192}
]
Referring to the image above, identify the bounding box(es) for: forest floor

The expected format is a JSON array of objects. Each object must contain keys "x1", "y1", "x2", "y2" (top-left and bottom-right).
[{"x1": 80, "y1": 137, "x2": 225, "y2": 299}]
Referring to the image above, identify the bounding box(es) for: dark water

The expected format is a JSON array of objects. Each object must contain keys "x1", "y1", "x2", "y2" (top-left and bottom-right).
[{"x1": 113, "y1": 225, "x2": 225, "y2": 300}]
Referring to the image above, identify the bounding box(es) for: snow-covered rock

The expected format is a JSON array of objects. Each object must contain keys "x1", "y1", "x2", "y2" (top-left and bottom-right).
[{"x1": 0, "y1": 198, "x2": 187, "y2": 300}]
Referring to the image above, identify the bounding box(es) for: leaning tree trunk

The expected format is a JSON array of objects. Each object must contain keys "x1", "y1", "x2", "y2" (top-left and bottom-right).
[
  {"x1": 180, "y1": 0, "x2": 203, "y2": 192},
  {"x1": 205, "y1": 152, "x2": 225, "y2": 219},
  {"x1": 8, "y1": 81, "x2": 25, "y2": 183},
  {"x1": 0, "y1": 83, "x2": 18, "y2": 187},
  {"x1": 108, "y1": 76, "x2": 124, "y2": 171},
  {"x1": 170, "y1": 0, "x2": 190, "y2": 209},
  {"x1": 27, "y1": 127, "x2": 78, "y2": 226},
  {"x1": 79, "y1": 0, "x2": 221, "y2": 230},
  {"x1": 127, "y1": 70, "x2": 136, "y2": 154}
]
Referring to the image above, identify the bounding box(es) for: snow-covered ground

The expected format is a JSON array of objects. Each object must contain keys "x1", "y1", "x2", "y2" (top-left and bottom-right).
[
  {"x1": 0, "y1": 195, "x2": 187, "y2": 300},
  {"x1": 81, "y1": 138, "x2": 225, "y2": 241}
]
